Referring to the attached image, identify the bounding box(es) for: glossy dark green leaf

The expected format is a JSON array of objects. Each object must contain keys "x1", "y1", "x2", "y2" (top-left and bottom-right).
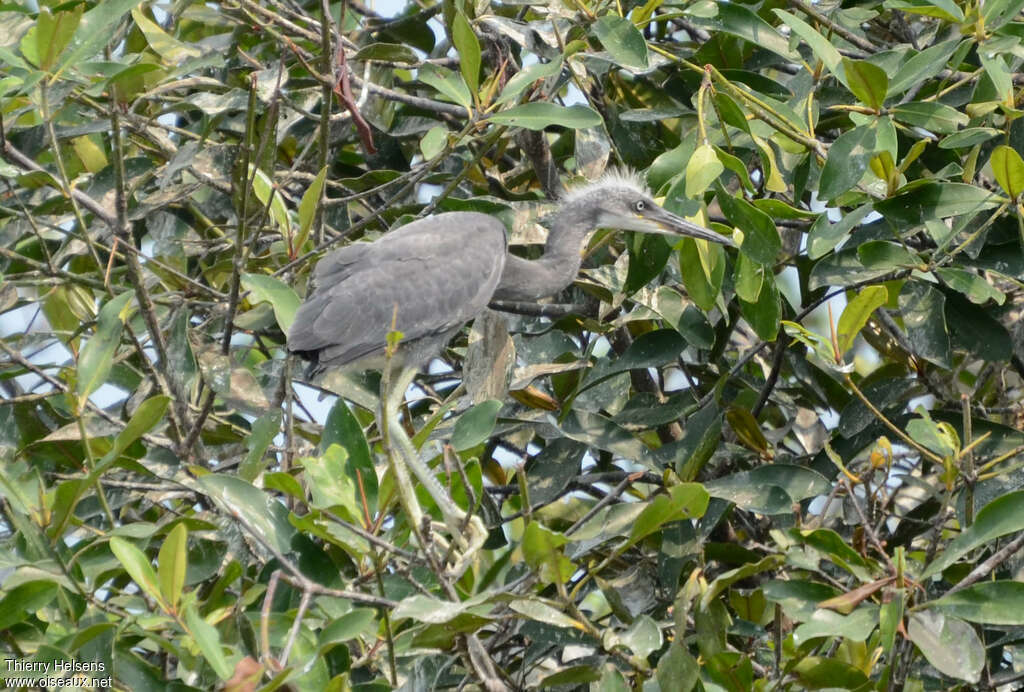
[
  {"x1": 930, "y1": 582, "x2": 1024, "y2": 624},
  {"x1": 706, "y1": 3, "x2": 797, "y2": 61},
  {"x1": 665, "y1": 402, "x2": 722, "y2": 481},
  {"x1": 945, "y1": 292, "x2": 1012, "y2": 361},
  {"x1": 321, "y1": 399, "x2": 377, "y2": 510},
  {"x1": 0, "y1": 581, "x2": 59, "y2": 629},
  {"x1": 899, "y1": 282, "x2": 951, "y2": 368},
  {"x1": 938, "y1": 127, "x2": 1000, "y2": 149},
  {"x1": 874, "y1": 182, "x2": 1002, "y2": 225},
  {"x1": 352, "y1": 43, "x2": 419, "y2": 64},
  {"x1": 738, "y1": 270, "x2": 780, "y2": 341},
  {"x1": 592, "y1": 15, "x2": 649, "y2": 70},
  {"x1": 818, "y1": 126, "x2": 876, "y2": 200},
  {"x1": 857, "y1": 241, "x2": 921, "y2": 270},
  {"x1": 923, "y1": 490, "x2": 1024, "y2": 578},
  {"x1": 888, "y1": 38, "x2": 963, "y2": 95},
  {"x1": 450, "y1": 399, "x2": 502, "y2": 451},
  {"x1": 624, "y1": 234, "x2": 671, "y2": 294},
  {"x1": 806, "y1": 204, "x2": 872, "y2": 260},
  {"x1": 487, "y1": 103, "x2": 602, "y2": 130},
  {"x1": 716, "y1": 188, "x2": 780, "y2": 265},
  {"x1": 892, "y1": 102, "x2": 968, "y2": 135}
]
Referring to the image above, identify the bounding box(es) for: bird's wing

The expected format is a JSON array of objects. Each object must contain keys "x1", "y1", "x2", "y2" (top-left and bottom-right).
[{"x1": 288, "y1": 213, "x2": 507, "y2": 368}]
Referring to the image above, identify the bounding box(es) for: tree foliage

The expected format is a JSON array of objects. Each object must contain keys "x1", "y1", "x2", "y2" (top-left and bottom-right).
[{"x1": 2, "y1": 0, "x2": 1024, "y2": 689}]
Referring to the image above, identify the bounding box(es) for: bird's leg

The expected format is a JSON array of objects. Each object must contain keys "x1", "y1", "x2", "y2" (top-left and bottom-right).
[{"x1": 380, "y1": 366, "x2": 486, "y2": 578}]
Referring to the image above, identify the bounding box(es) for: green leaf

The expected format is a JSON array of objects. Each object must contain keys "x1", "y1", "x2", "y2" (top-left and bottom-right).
[
  {"x1": 889, "y1": 39, "x2": 964, "y2": 95},
  {"x1": 656, "y1": 642, "x2": 699, "y2": 692},
  {"x1": 678, "y1": 237, "x2": 725, "y2": 311},
  {"x1": 708, "y1": 3, "x2": 798, "y2": 61},
  {"x1": 624, "y1": 234, "x2": 672, "y2": 294},
  {"x1": 495, "y1": 58, "x2": 562, "y2": 106},
  {"x1": 891, "y1": 102, "x2": 968, "y2": 135},
  {"x1": 20, "y1": 6, "x2": 83, "y2": 71},
  {"x1": 733, "y1": 252, "x2": 766, "y2": 303},
  {"x1": 295, "y1": 165, "x2": 327, "y2": 252},
  {"x1": 55, "y1": 0, "x2": 140, "y2": 79},
  {"x1": 321, "y1": 608, "x2": 377, "y2": 645},
  {"x1": 247, "y1": 165, "x2": 290, "y2": 235},
  {"x1": 772, "y1": 10, "x2": 840, "y2": 72},
  {"x1": 837, "y1": 285, "x2": 887, "y2": 354},
  {"x1": 131, "y1": 8, "x2": 200, "y2": 64},
  {"x1": 450, "y1": 399, "x2": 502, "y2": 451},
  {"x1": 320, "y1": 400, "x2": 377, "y2": 511},
  {"x1": 452, "y1": 11, "x2": 481, "y2": 93},
  {"x1": 196, "y1": 474, "x2": 296, "y2": 555},
  {"x1": 592, "y1": 15, "x2": 649, "y2": 70},
  {"x1": 508, "y1": 598, "x2": 580, "y2": 629},
  {"x1": 739, "y1": 270, "x2": 780, "y2": 341},
  {"x1": 110, "y1": 536, "x2": 164, "y2": 608},
  {"x1": 76, "y1": 291, "x2": 134, "y2": 404},
  {"x1": 103, "y1": 394, "x2": 170, "y2": 465},
  {"x1": 241, "y1": 273, "x2": 300, "y2": 332},
  {"x1": 352, "y1": 43, "x2": 419, "y2": 64},
  {"x1": 302, "y1": 445, "x2": 359, "y2": 513},
  {"x1": 239, "y1": 410, "x2": 281, "y2": 481},
  {"x1": 419, "y1": 63, "x2": 472, "y2": 111},
  {"x1": 907, "y1": 611, "x2": 983, "y2": 684},
  {"x1": 621, "y1": 615, "x2": 662, "y2": 658},
  {"x1": 685, "y1": 143, "x2": 724, "y2": 198},
  {"x1": 184, "y1": 603, "x2": 233, "y2": 680},
  {"x1": 793, "y1": 606, "x2": 879, "y2": 645},
  {"x1": 874, "y1": 182, "x2": 1002, "y2": 225},
  {"x1": 522, "y1": 521, "x2": 574, "y2": 582},
  {"x1": 419, "y1": 125, "x2": 447, "y2": 160},
  {"x1": 841, "y1": 58, "x2": 888, "y2": 110},
  {"x1": 989, "y1": 145, "x2": 1024, "y2": 198},
  {"x1": 807, "y1": 204, "x2": 872, "y2": 260},
  {"x1": 726, "y1": 406, "x2": 769, "y2": 455},
  {"x1": 819, "y1": 126, "x2": 876, "y2": 200},
  {"x1": 923, "y1": 490, "x2": 1024, "y2": 578},
  {"x1": 715, "y1": 189, "x2": 781, "y2": 265},
  {"x1": 887, "y1": 0, "x2": 964, "y2": 21},
  {"x1": 929, "y1": 582, "x2": 1024, "y2": 625},
  {"x1": 715, "y1": 146, "x2": 755, "y2": 193},
  {"x1": 157, "y1": 523, "x2": 187, "y2": 613},
  {"x1": 939, "y1": 127, "x2": 1000, "y2": 149},
  {"x1": 899, "y1": 282, "x2": 951, "y2": 368},
  {"x1": 487, "y1": 103, "x2": 603, "y2": 130},
  {"x1": 705, "y1": 465, "x2": 829, "y2": 514},
  {"x1": 857, "y1": 241, "x2": 920, "y2": 270},
  {"x1": 935, "y1": 268, "x2": 1005, "y2": 304},
  {"x1": 0, "y1": 581, "x2": 59, "y2": 630}
]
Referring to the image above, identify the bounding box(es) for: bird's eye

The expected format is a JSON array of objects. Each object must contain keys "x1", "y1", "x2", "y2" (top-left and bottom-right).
[{"x1": 634, "y1": 200, "x2": 646, "y2": 212}]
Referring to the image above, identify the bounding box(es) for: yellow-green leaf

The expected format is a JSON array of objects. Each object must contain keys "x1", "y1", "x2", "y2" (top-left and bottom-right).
[
  {"x1": 989, "y1": 145, "x2": 1024, "y2": 199},
  {"x1": 158, "y1": 523, "x2": 187, "y2": 613}
]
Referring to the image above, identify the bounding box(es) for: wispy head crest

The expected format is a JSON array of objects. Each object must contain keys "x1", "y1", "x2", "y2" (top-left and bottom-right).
[{"x1": 562, "y1": 167, "x2": 651, "y2": 205}]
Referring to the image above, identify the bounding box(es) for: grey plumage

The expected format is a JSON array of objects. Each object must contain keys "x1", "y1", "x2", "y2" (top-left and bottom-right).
[{"x1": 288, "y1": 171, "x2": 735, "y2": 374}]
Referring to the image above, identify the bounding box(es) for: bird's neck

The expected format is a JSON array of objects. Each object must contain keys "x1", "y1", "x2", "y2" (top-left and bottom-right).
[{"x1": 492, "y1": 208, "x2": 590, "y2": 302}]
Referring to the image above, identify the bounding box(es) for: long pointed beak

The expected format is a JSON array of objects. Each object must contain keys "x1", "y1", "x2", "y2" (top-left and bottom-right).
[{"x1": 647, "y1": 205, "x2": 737, "y2": 248}]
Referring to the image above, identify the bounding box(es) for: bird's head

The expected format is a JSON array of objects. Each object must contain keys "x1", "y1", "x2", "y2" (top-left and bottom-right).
[{"x1": 563, "y1": 170, "x2": 737, "y2": 247}]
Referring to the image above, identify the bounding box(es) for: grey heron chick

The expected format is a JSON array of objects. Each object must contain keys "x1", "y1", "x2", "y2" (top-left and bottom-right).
[{"x1": 287, "y1": 171, "x2": 734, "y2": 576}]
